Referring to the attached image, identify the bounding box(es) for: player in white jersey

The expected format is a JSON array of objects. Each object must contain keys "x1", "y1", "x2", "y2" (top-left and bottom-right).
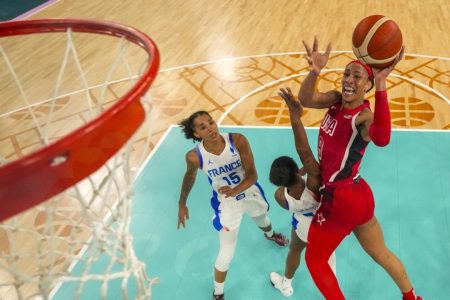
[
  {"x1": 268, "y1": 88, "x2": 336, "y2": 297},
  {"x1": 177, "y1": 111, "x2": 288, "y2": 300}
]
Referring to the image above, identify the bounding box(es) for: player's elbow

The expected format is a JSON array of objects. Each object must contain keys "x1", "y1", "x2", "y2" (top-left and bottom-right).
[
  {"x1": 371, "y1": 136, "x2": 390, "y2": 147},
  {"x1": 369, "y1": 123, "x2": 391, "y2": 147},
  {"x1": 298, "y1": 96, "x2": 313, "y2": 108},
  {"x1": 248, "y1": 172, "x2": 258, "y2": 184}
]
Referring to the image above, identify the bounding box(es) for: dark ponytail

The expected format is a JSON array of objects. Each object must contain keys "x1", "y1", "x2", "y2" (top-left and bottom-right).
[{"x1": 179, "y1": 111, "x2": 210, "y2": 142}]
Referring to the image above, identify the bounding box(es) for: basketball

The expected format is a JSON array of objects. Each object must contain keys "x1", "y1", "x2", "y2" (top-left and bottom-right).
[{"x1": 352, "y1": 15, "x2": 403, "y2": 69}]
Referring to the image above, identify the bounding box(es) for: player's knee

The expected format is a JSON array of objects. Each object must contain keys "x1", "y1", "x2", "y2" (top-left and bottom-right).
[
  {"x1": 214, "y1": 251, "x2": 234, "y2": 272},
  {"x1": 215, "y1": 246, "x2": 236, "y2": 272},
  {"x1": 305, "y1": 248, "x2": 317, "y2": 269},
  {"x1": 252, "y1": 213, "x2": 271, "y2": 228},
  {"x1": 289, "y1": 242, "x2": 303, "y2": 253},
  {"x1": 305, "y1": 247, "x2": 328, "y2": 272}
]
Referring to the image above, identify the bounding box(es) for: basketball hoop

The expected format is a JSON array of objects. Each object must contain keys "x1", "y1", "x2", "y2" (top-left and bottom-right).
[{"x1": 0, "y1": 19, "x2": 159, "y2": 299}]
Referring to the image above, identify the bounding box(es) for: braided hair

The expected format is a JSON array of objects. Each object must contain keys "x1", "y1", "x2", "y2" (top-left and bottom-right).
[{"x1": 179, "y1": 110, "x2": 211, "y2": 142}]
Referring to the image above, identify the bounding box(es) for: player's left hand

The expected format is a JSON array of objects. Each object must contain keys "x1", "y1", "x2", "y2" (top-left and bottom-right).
[
  {"x1": 177, "y1": 204, "x2": 189, "y2": 229},
  {"x1": 373, "y1": 45, "x2": 404, "y2": 80},
  {"x1": 218, "y1": 186, "x2": 237, "y2": 198},
  {"x1": 279, "y1": 87, "x2": 303, "y2": 115}
]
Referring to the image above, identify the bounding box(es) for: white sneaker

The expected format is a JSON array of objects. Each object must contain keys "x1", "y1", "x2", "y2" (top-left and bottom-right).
[{"x1": 269, "y1": 272, "x2": 293, "y2": 297}]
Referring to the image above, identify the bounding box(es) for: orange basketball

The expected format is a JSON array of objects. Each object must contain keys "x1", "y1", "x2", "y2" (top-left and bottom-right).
[{"x1": 352, "y1": 15, "x2": 403, "y2": 69}]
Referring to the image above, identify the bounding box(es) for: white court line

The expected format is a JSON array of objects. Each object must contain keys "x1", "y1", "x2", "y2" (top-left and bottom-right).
[
  {"x1": 139, "y1": 123, "x2": 449, "y2": 177},
  {"x1": 134, "y1": 124, "x2": 178, "y2": 183},
  {"x1": 3, "y1": 51, "x2": 448, "y2": 118},
  {"x1": 217, "y1": 69, "x2": 339, "y2": 124},
  {"x1": 159, "y1": 51, "x2": 450, "y2": 72},
  {"x1": 220, "y1": 124, "x2": 450, "y2": 133},
  {"x1": 217, "y1": 68, "x2": 450, "y2": 124},
  {"x1": 390, "y1": 73, "x2": 450, "y2": 105},
  {"x1": 49, "y1": 125, "x2": 175, "y2": 299},
  {"x1": 12, "y1": 0, "x2": 60, "y2": 20}
]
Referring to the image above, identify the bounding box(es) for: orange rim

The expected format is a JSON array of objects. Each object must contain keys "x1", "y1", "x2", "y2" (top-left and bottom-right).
[{"x1": 0, "y1": 19, "x2": 160, "y2": 221}]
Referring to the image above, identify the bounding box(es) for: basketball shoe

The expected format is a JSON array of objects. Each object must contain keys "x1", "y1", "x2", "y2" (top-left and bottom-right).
[
  {"x1": 270, "y1": 272, "x2": 293, "y2": 297},
  {"x1": 265, "y1": 231, "x2": 289, "y2": 246},
  {"x1": 212, "y1": 293, "x2": 224, "y2": 300}
]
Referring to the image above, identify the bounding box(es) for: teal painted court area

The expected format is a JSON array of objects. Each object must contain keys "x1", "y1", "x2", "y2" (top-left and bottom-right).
[
  {"x1": 56, "y1": 126, "x2": 450, "y2": 299},
  {"x1": 0, "y1": 0, "x2": 49, "y2": 20},
  {"x1": 132, "y1": 126, "x2": 449, "y2": 300}
]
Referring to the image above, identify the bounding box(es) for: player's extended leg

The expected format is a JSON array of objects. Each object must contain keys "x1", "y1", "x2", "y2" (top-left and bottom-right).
[
  {"x1": 251, "y1": 213, "x2": 289, "y2": 246},
  {"x1": 305, "y1": 222, "x2": 347, "y2": 300},
  {"x1": 270, "y1": 228, "x2": 305, "y2": 296},
  {"x1": 213, "y1": 228, "x2": 239, "y2": 299},
  {"x1": 285, "y1": 228, "x2": 305, "y2": 278},
  {"x1": 353, "y1": 216, "x2": 422, "y2": 300}
]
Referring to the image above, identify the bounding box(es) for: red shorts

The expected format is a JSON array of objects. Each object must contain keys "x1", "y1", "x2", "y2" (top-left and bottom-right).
[{"x1": 311, "y1": 177, "x2": 375, "y2": 235}]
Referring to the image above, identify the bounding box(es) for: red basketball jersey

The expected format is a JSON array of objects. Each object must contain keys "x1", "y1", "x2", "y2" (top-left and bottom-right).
[{"x1": 318, "y1": 100, "x2": 370, "y2": 184}]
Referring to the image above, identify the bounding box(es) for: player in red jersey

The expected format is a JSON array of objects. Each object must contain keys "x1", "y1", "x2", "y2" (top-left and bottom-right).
[
  {"x1": 298, "y1": 37, "x2": 422, "y2": 300},
  {"x1": 268, "y1": 88, "x2": 336, "y2": 297}
]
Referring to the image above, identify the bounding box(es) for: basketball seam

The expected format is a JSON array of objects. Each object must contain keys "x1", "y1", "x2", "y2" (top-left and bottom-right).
[
  {"x1": 369, "y1": 28, "x2": 402, "y2": 58},
  {"x1": 352, "y1": 45, "x2": 368, "y2": 64},
  {"x1": 362, "y1": 53, "x2": 399, "y2": 64},
  {"x1": 359, "y1": 16, "x2": 390, "y2": 56}
]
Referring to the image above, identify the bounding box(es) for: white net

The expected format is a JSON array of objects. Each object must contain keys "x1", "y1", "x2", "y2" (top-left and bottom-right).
[{"x1": 0, "y1": 21, "x2": 159, "y2": 299}]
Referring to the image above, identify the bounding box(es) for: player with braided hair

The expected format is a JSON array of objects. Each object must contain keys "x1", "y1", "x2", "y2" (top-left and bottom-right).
[{"x1": 177, "y1": 111, "x2": 288, "y2": 300}]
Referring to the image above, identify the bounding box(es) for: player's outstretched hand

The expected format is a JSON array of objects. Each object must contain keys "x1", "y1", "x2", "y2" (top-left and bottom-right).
[
  {"x1": 302, "y1": 36, "x2": 332, "y2": 75},
  {"x1": 279, "y1": 87, "x2": 303, "y2": 116},
  {"x1": 177, "y1": 204, "x2": 189, "y2": 229}
]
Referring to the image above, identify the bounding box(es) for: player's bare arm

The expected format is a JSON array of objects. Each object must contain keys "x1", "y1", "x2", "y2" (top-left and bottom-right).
[
  {"x1": 177, "y1": 150, "x2": 199, "y2": 229},
  {"x1": 279, "y1": 87, "x2": 321, "y2": 194},
  {"x1": 299, "y1": 37, "x2": 339, "y2": 109},
  {"x1": 273, "y1": 187, "x2": 288, "y2": 210},
  {"x1": 218, "y1": 133, "x2": 257, "y2": 198}
]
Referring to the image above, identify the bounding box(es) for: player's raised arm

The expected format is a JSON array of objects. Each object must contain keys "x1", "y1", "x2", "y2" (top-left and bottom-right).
[
  {"x1": 278, "y1": 87, "x2": 321, "y2": 193},
  {"x1": 367, "y1": 47, "x2": 404, "y2": 146},
  {"x1": 299, "y1": 37, "x2": 340, "y2": 109}
]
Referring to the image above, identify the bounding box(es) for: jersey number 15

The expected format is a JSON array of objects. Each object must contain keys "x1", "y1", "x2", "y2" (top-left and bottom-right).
[{"x1": 223, "y1": 172, "x2": 241, "y2": 185}]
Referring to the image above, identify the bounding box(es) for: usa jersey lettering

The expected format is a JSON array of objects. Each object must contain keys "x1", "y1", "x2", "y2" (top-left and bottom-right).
[
  {"x1": 320, "y1": 113, "x2": 338, "y2": 136},
  {"x1": 318, "y1": 101, "x2": 370, "y2": 183}
]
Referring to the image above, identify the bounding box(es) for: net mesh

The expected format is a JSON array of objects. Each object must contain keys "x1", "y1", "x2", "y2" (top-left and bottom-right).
[{"x1": 0, "y1": 21, "x2": 158, "y2": 299}]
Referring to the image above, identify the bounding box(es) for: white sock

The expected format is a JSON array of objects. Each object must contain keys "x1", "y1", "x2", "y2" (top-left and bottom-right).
[
  {"x1": 265, "y1": 229, "x2": 274, "y2": 237},
  {"x1": 214, "y1": 281, "x2": 224, "y2": 295},
  {"x1": 284, "y1": 276, "x2": 292, "y2": 286}
]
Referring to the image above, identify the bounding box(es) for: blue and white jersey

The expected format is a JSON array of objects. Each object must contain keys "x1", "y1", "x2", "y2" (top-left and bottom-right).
[
  {"x1": 285, "y1": 185, "x2": 319, "y2": 217},
  {"x1": 287, "y1": 180, "x2": 320, "y2": 242},
  {"x1": 196, "y1": 133, "x2": 246, "y2": 194},
  {"x1": 196, "y1": 133, "x2": 269, "y2": 232}
]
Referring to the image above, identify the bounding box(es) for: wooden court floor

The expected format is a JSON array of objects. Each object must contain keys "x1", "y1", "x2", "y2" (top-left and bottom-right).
[{"x1": 0, "y1": 0, "x2": 449, "y2": 299}]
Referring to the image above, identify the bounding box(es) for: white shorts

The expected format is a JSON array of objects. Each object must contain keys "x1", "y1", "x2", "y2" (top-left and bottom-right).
[
  {"x1": 211, "y1": 183, "x2": 269, "y2": 231},
  {"x1": 292, "y1": 212, "x2": 314, "y2": 242}
]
